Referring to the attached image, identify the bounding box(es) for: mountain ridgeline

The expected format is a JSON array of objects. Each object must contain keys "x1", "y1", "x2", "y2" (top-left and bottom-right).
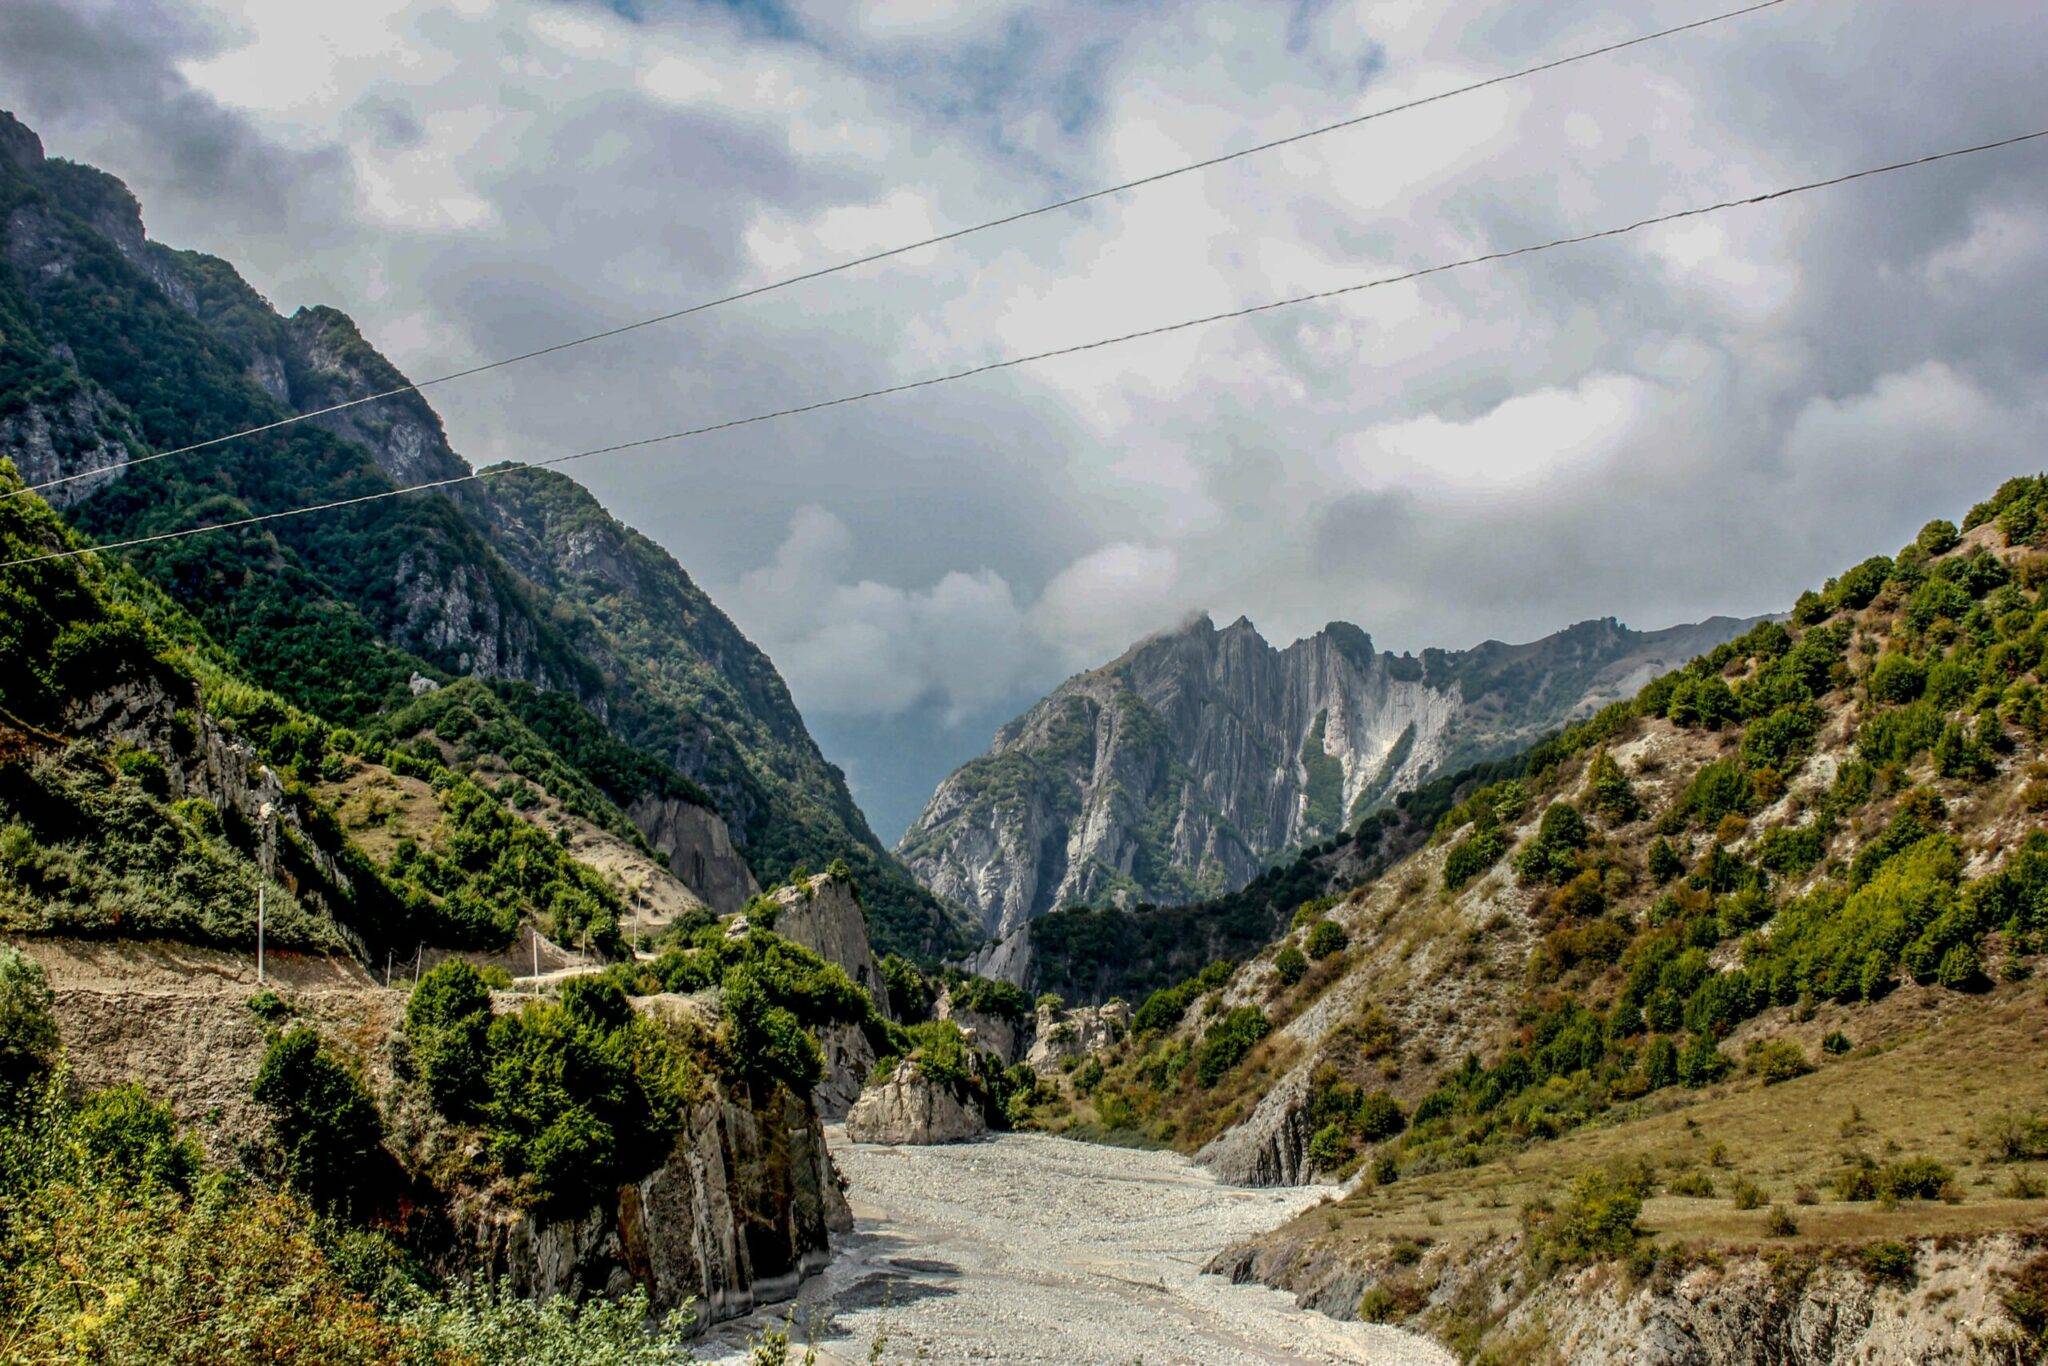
[
  {"x1": 902, "y1": 609, "x2": 1758, "y2": 936},
  {"x1": 0, "y1": 110, "x2": 967, "y2": 957}
]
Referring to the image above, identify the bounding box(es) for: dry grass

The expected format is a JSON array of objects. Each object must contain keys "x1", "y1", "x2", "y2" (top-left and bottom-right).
[{"x1": 1303, "y1": 981, "x2": 2048, "y2": 1254}]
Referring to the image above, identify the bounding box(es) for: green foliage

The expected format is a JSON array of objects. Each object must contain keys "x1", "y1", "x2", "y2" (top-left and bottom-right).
[
  {"x1": 1305, "y1": 918, "x2": 1349, "y2": 960},
  {"x1": 1273, "y1": 944, "x2": 1307, "y2": 986},
  {"x1": 1678, "y1": 1032, "x2": 1733, "y2": 1088},
  {"x1": 1833, "y1": 1155, "x2": 1954, "y2": 1202},
  {"x1": 1355, "y1": 1090, "x2": 1406, "y2": 1142},
  {"x1": 398, "y1": 1281, "x2": 697, "y2": 1364},
  {"x1": 1131, "y1": 960, "x2": 1236, "y2": 1036},
  {"x1": 1515, "y1": 803, "x2": 1588, "y2": 885},
  {"x1": 1299, "y1": 710, "x2": 1345, "y2": 836},
  {"x1": 1868, "y1": 653, "x2": 1927, "y2": 704},
  {"x1": 1194, "y1": 1007, "x2": 1270, "y2": 1087},
  {"x1": 1744, "y1": 1038, "x2": 1812, "y2": 1085},
  {"x1": 1583, "y1": 750, "x2": 1640, "y2": 823},
  {"x1": 1678, "y1": 759, "x2": 1753, "y2": 828},
  {"x1": 1524, "y1": 1165, "x2": 1645, "y2": 1268},
  {"x1": 0, "y1": 944, "x2": 57, "y2": 1090},
  {"x1": 1666, "y1": 673, "x2": 1737, "y2": 729},
  {"x1": 1442, "y1": 825, "x2": 1507, "y2": 892},
  {"x1": 252, "y1": 1028, "x2": 387, "y2": 1214},
  {"x1": 879, "y1": 953, "x2": 935, "y2": 1022},
  {"x1": 940, "y1": 971, "x2": 1031, "y2": 1024},
  {"x1": 404, "y1": 960, "x2": 494, "y2": 1118},
  {"x1": 1647, "y1": 837, "x2": 1684, "y2": 885},
  {"x1": 1916, "y1": 518, "x2": 1961, "y2": 557},
  {"x1": 1752, "y1": 836, "x2": 1963, "y2": 1003}
]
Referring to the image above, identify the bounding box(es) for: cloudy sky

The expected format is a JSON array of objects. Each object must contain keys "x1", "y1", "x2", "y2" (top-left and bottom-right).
[{"x1": 4, "y1": 0, "x2": 2045, "y2": 839}]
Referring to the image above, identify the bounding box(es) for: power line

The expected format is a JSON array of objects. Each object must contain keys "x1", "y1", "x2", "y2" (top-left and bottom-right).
[
  {"x1": 6, "y1": 124, "x2": 2042, "y2": 572},
  {"x1": 4, "y1": 0, "x2": 1799, "y2": 503}
]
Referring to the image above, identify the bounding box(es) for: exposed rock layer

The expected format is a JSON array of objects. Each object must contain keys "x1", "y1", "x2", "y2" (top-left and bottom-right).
[
  {"x1": 844, "y1": 1058, "x2": 988, "y2": 1145},
  {"x1": 903, "y1": 611, "x2": 1757, "y2": 934}
]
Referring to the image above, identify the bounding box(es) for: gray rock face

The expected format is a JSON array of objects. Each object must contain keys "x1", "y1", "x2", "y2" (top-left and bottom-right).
[
  {"x1": 933, "y1": 990, "x2": 1021, "y2": 1066},
  {"x1": 844, "y1": 1058, "x2": 988, "y2": 1146},
  {"x1": 902, "y1": 611, "x2": 1759, "y2": 934},
  {"x1": 464, "y1": 1083, "x2": 848, "y2": 1327},
  {"x1": 1024, "y1": 999, "x2": 1130, "y2": 1073},
  {"x1": 630, "y1": 795, "x2": 760, "y2": 916},
  {"x1": 0, "y1": 375, "x2": 136, "y2": 508},
  {"x1": 767, "y1": 874, "x2": 891, "y2": 1020}
]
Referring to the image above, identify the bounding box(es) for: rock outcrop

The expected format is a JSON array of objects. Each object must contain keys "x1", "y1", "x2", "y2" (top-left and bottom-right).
[
  {"x1": 1024, "y1": 999, "x2": 1130, "y2": 1073},
  {"x1": 844, "y1": 1059, "x2": 988, "y2": 1145},
  {"x1": 463, "y1": 1082, "x2": 848, "y2": 1325},
  {"x1": 902, "y1": 612, "x2": 1759, "y2": 935},
  {"x1": 1209, "y1": 1225, "x2": 2041, "y2": 1364},
  {"x1": 759, "y1": 872, "x2": 893, "y2": 1120},
  {"x1": 933, "y1": 989, "x2": 1022, "y2": 1065},
  {"x1": 629, "y1": 794, "x2": 760, "y2": 915},
  {"x1": 767, "y1": 873, "x2": 892, "y2": 1020}
]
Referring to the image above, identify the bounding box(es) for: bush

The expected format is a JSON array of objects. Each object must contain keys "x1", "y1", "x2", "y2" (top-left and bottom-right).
[
  {"x1": 1442, "y1": 826, "x2": 1506, "y2": 892},
  {"x1": 252, "y1": 1028, "x2": 386, "y2": 1213},
  {"x1": 1305, "y1": 919, "x2": 1348, "y2": 960},
  {"x1": 1195, "y1": 1007, "x2": 1270, "y2": 1087},
  {"x1": 1917, "y1": 518, "x2": 1961, "y2": 557},
  {"x1": 1584, "y1": 750, "x2": 1641, "y2": 822},
  {"x1": 1764, "y1": 1205, "x2": 1799, "y2": 1237},
  {"x1": 1868, "y1": 653, "x2": 1927, "y2": 705},
  {"x1": 70, "y1": 1084, "x2": 202, "y2": 1193},
  {"x1": 1745, "y1": 1038, "x2": 1813, "y2": 1085},
  {"x1": 1648, "y1": 837, "x2": 1685, "y2": 884},
  {"x1": 1273, "y1": 944, "x2": 1307, "y2": 986},
  {"x1": 1355, "y1": 1090, "x2": 1406, "y2": 1142},
  {"x1": 1678, "y1": 1033, "x2": 1732, "y2": 1088},
  {"x1": 0, "y1": 945, "x2": 58, "y2": 1090},
  {"x1": 1525, "y1": 1165, "x2": 1645, "y2": 1267},
  {"x1": 1860, "y1": 1240, "x2": 1917, "y2": 1283},
  {"x1": 1821, "y1": 1030, "x2": 1852, "y2": 1055},
  {"x1": 1515, "y1": 803, "x2": 1589, "y2": 885},
  {"x1": 1834, "y1": 1156, "x2": 1955, "y2": 1202},
  {"x1": 404, "y1": 961, "x2": 493, "y2": 1117}
]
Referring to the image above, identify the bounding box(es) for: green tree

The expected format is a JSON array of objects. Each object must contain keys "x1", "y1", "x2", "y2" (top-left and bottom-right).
[{"x1": 252, "y1": 1028, "x2": 386, "y2": 1212}]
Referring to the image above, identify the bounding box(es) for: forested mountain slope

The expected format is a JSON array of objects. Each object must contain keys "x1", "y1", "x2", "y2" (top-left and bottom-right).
[
  {"x1": 0, "y1": 109, "x2": 966, "y2": 957},
  {"x1": 1022, "y1": 484, "x2": 2048, "y2": 1359},
  {"x1": 905, "y1": 608, "x2": 1755, "y2": 935}
]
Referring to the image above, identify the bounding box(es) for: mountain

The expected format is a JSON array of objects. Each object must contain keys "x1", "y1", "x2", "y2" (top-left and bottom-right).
[
  {"x1": 1012, "y1": 487, "x2": 2048, "y2": 1356},
  {"x1": 0, "y1": 109, "x2": 967, "y2": 957},
  {"x1": 901, "y1": 608, "x2": 1759, "y2": 935}
]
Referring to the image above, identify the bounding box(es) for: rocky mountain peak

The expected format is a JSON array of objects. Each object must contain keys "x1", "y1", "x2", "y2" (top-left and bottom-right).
[{"x1": 902, "y1": 610, "x2": 1759, "y2": 934}]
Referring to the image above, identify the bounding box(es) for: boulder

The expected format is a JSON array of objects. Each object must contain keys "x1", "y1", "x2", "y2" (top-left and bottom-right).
[
  {"x1": 844, "y1": 1059, "x2": 987, "y2": 1145},
  {"x1": 934, "y1": 988, "x2": 1021, "y2": 1064}
]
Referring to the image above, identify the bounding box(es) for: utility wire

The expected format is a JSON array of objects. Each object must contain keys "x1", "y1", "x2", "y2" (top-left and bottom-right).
[
  {"x1": 4, "y1": 0, "x2": 1799, "y2": 502},
  {"x1": 6, "y1": 124, "x2": 2043, "y2": 572}
]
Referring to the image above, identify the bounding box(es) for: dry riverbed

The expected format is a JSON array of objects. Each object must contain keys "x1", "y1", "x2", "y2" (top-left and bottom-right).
[{"x1": 700, "y1": 1128, "x2": 1450, "y2": 1365}]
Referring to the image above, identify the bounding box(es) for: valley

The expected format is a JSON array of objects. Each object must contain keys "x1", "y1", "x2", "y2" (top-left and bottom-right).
[{"x1": 700, "y1": 1129, "x2": 1451, "y2": 1365}]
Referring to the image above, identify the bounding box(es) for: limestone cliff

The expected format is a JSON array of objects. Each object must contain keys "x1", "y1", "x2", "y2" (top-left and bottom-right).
[
  {"x1": 844, "y1": 1058, "x2": 988, "y2": 1146},
  {"x1": 903, "y1": 611, "x2": 1757, "y2": 934}
]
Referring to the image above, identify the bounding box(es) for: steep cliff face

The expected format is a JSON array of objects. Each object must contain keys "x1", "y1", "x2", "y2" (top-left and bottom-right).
[
  {"x1": 904, "y1": 611, "x2": 1755, "y2": 934},
  {"x1": 0, "y1": 109, "x2": 965, "y2": 957}
]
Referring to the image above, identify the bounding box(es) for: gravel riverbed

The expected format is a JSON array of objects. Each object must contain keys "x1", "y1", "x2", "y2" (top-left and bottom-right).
[{"x1": 700, "y1": 1128, "x2": 1451, "y2": 1365}]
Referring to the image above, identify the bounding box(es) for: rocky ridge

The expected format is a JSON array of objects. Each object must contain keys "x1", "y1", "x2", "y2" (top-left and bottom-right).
[{"x1": 903, "y1": 610, "x2": 1757, "y2": 935}]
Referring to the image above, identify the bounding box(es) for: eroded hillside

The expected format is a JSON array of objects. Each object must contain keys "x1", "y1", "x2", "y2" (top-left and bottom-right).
[{"x1": 1022, "y1": 484, "x2": 2048, "y2": 1360}]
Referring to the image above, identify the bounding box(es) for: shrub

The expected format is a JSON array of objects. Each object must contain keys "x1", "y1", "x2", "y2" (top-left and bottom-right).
[
  {"x1": 1667, "y1": 1169, "x2": 1715, "y2": 1198},
  {"x1": 1821, "y1": 1030, "x2": 1852, "y2": 1055},
  {"x1": 1305, "y1": 919, "x2": 1349, "y2": 960},
  {"x1": 1681, "y1": 760, "x2": 1754, "y2": 827},
  {"x1": 404, "y1": 961, "x2": 493, "y2": 1117},
  {"x1": 1584, "y1": 750, "x2": 1641, "y2": 822},
  {"x1": 880, "y1": 954, "x2": 935, "y2": 1022},
  {"x1": 1729, "y1": 1175, "x2": 1765, "y2": 1210},
  {"x1": 1515, "y1": 804, "x2": 1589, "y2": 885},
  {"x1": 1985, "y1": 1111, "x2": 2048, "y2": 1162},
  {"x1": 1860, "y1": 1240, "x2": 1917, "y2": 1283},
  {"x1": 1443, "y1": 826, "x2": 1507, "y2": 892},
  {"x1": 2003, "y1": 1253, "x2": 2048, "y2": 1344},
  {"x1": 1195, "y1": 1007, "x2": 1271, "y2": 1087},
  {"x1": 1745, "y1": 1038, "x2": 1812, "y2": 1085},
  {"x1": 1307, "y1": 1122, "x2": 1350, "y2": 1171},
  {"x1": 1648, "y1": 837, "x2": 1685, "y2": 884},
  {"x1": 0, "y1": 945, "x2": 58, "y2": 1090},
  {"x1": 1273, "y1": 944, "x2": 1307, "y2": 986},
  {"x1": 1355, "y1": 1090, "x2": 1406, "y2": 1142},
  {"x1": 1764, "y1": 1205, "x2": 1799, "y2": 1237},
  {"x1": 1834, "y1": 1156, "x2": 1955, "y2": 1202},
  {"x1": 1525, "y1": 1165, "x2": 1645, "y2": 1267},
  {"x1": 252, "y1": 1028, "x2": 386, "y2": 1213},
  {"x1": 1868, "y1": 654, "x2": 1927, "y2": 705},
  {"x1": 70, "y1": 1084, "x2": 203, "y2": 1193},
  {"x1": 1678, "y1": 1033, "x2": 1732, "y2": 1088},
  {"x1": 1917, "y1": 519, "x2": 1962, "y2": 557}
]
